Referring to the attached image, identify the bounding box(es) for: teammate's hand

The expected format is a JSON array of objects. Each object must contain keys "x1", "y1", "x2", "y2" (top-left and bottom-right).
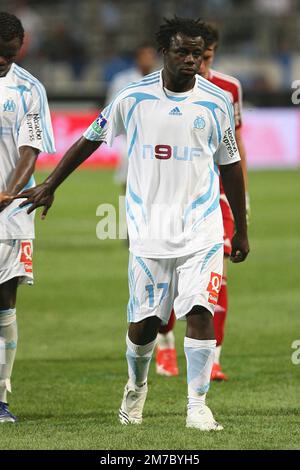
[
  {"x1": 13, "y1": 183, "x2": 55, "y2": 219},
  {"x1": 0, "y1": 192, "x2": 13, "y2": 212},
  {"x1": 230, "y1": 232, "x2": 249, "y2": 263}
]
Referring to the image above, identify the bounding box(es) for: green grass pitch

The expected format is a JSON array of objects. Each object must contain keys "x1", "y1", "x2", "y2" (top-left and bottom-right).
[{"x1": 1, "y1": 169, "x2": 300, "y2": 450}]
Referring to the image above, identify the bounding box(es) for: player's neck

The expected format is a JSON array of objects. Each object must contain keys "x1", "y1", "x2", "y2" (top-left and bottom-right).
[{"x1": 162, "y1": 69, "x2": 195, "y2": 93}]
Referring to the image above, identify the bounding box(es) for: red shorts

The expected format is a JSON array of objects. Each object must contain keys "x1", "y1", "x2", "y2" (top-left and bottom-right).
[{"x1": 220, "y1": 196, "x2": 234, "y2": 256}]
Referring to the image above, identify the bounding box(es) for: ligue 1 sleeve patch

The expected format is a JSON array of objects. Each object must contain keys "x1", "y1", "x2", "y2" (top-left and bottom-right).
[
  {"x1": 20, "y1": 242, "x2": 33, "y2": 273},
  {"x1": 92, "y1": 113, "x2": 107, "y2": 135},
  {"x1": 206, "y1": 272, "x2": 222, "y2": 305}
]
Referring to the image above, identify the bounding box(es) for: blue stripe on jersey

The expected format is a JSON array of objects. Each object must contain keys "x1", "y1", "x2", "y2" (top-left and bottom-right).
[
  {"x1": 13, "y1": 67, "x2": 53, "y2": 152},
  {"x1": 135, "y1": 256, "x2": 155, "y2": 285},
  {"x1": 7, "y1": 84, "x2": 31, "y2": 113},
  {"x1": 104, "y1": 79, "x2": 160, "y2": 120},
  {"x1": 13, "y1": 65, "x2": 55, "y2": 153},
  {"x1": 13, "y1": 66, "x2": 53, "y2": 151},
  {"x1": 22, "y1": 175, "x2": 35, "y2": 190},
  {"x1": 192, "y1": 193, "x2": 220, "y2": 232},
  {"x1": 141, "y1": 71, "x2": 161, "y2": 80},
  {"x1": 125, "y1": 92, "x2": 159, "y2": 129},
  {"x1": 183, "y1": 166, "x2": 214, "y2": 223},
  {"x1": 197, "y1": 78, "x2": 235, "y2": 130},
  {"x1": 128, "y1": 184, "x2": 147, "y2": 222},
  {"x1": 201, "y1": 243, "x2": 223, "y2": 273},
  {"x1": 128, "y1": 125, "x2": 138, "y2": 158},
  {"x1": 193, "y1": 101, "x2": 225, "y2": 144},
  {"x1": 208, "y1": 131, "x2": 214, "y2": 155},
  {"x1": 0, "y1": 126, "x2": 11, "y2": 136},
  {"x1": 126, "y1": 199, "x2": 139, "y2": 234},
  {"x1": 199, "y1": 77, "x2": 234, "y2": 120},
  {"x1": 7, "y1": 203, "x2": 32, "y2": 219}
]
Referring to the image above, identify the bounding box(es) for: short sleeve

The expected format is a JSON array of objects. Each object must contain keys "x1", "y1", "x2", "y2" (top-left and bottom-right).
[
  {"x1": 83, "y1": 97, "x2": 126, "y2": 146},
  {"x1": 17, "y1": 82, "x2": 55, "y2": 154},
  {"x1": 214, "y1": 109, "x2": 241, "y2": 166}
]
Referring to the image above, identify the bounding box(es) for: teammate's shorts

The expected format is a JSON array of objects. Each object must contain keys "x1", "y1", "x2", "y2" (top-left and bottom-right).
[
  {"x1": 220, "y1": 196, "x2": 234, "y2": 256},
  {"x1": 127, "y1": 243, "x2": 223, "y2": 325},
  {"x1": 0, "y1": 240, "x2": 33, "y2": 285}
]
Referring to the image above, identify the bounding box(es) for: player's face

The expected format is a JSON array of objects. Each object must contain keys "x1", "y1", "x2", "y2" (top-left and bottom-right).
[
  {"x1": 164, "y1": 34, "x2": 204, "y2": 81},
  {"x1": 0, "y1": 37, "x2": 22, "y2": 77},
  {"x1": 199, "y1": 43, "x2": 217, "y2": 79}
]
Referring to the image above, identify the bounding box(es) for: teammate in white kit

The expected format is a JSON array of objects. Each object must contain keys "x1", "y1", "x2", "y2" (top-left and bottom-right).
[
  {"x1": 0, "y1": 12, "x2": 55, "y2": 422},
  {"x1": 16, "y1": 17, "x2": 249, "y2": 431}
]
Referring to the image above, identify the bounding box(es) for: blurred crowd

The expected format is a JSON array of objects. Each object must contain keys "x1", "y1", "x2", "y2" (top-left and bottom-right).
[{"x1": 2, "y1": 0, "x2": 299, "y2": 96}]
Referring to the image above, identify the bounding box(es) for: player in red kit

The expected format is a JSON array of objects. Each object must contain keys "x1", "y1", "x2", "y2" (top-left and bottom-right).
[{"x1": 155, "y1": 22, "x2": 249, "y2": 380}]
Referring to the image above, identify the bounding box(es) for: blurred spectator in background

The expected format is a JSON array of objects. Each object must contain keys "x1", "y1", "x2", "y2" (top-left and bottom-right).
[
  {"x1": 106, "y1": 43, "x2": 158, "y2": 103},
  {"x1": 42, "y1": 24, "x2": 87, "y2": 80},
  {"x1": 102, "y1": 44, "x2": 134, "y2": 85},
  {"x1": 254, "y1": 0, "x2": 293, "y2": 16},
  {"x1": 15, "y1": 0, "x2": 43, "y2": 62}
]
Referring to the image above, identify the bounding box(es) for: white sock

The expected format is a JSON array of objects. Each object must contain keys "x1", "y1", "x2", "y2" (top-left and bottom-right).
[
  {"x1": 214, "y1": 345, "x2": 222, "y2": 364},
  {"x1": 157, "y1": 331, "x2": 175, "y2": 349},
  {"x1": 184, "y1": 337, "x2": 216, "y2": 410},
  {"x1": 0, "y1": 308, "x2": 18, "y2": 403},
  {"x1": 126, "y1": 333, "x2": 156, "y2": 388}
]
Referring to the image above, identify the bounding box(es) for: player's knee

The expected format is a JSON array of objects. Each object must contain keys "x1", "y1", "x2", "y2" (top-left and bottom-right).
[
  {"x1": 186, "y1": 305, "x2": 214, "y2": 335},
  {"x1": 0, "y1": 308, "x2": 17, "y2": 327}
]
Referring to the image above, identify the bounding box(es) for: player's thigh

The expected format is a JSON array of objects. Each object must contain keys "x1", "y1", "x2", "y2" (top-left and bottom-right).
[
  {"x1": 174, "y1": 244, "x2": 224, "y2": 320},
  {"x1": 127, "y1": 254, "x2": 176, "y2": 325}
]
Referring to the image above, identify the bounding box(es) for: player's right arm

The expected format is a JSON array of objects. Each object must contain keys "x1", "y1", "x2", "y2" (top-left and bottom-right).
[
  {"x1": 17, "y1": 137, "x2": 102, "y2": 218},
  {"x1": 17, "y1": 96, "x2": 126, "y2": 218}
]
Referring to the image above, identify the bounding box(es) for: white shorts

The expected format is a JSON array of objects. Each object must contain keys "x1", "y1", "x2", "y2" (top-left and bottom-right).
[
  {"x1": 0, "y1": 240, "x2": 33, "y2": 285},
  {"x1": 127, "y1": 243, "x2": 223, "y2": 325}
]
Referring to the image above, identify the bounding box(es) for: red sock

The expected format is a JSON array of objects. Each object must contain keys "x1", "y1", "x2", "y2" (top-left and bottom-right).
[
  {"x1": 213, "y1": 276, "x2": 228, "y2": 347},
  {"x1": 159, "y1": 309, "x2": 176, "y2": 334}
]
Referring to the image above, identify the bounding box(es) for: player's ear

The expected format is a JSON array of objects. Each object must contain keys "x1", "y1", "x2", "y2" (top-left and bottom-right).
[{"x1": 162, "y1": 48, "x2": 168, "y2": 56}]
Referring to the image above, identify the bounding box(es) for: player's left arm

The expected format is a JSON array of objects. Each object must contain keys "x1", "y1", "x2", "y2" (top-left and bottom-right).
[
  {"x1": 219, "y1": 161, "x2": 249, "y2": 263},
  {"x1": 0, "y1": 145, "x2": 39, "y2": 212}
]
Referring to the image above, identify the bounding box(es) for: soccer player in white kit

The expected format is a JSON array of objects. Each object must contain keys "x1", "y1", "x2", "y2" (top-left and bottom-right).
[
  {"x1": 0, "y1": 12, "x2": 55, "y2": 422},
  {"x1": 17, "y1": 17, "x2": 249, "y2": 431}
]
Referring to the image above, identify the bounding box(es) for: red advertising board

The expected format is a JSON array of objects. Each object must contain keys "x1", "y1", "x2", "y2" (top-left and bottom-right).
[{"x1": 36, "y1": 109, "x2": 300, "y2": 169}]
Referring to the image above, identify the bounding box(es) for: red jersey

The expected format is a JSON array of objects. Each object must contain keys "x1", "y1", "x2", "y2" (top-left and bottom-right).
[
  {"x1": 207, "y1": 69, "x2": 243, "y2": 130},
  {"x1": 208, "y1": 69, "x2": 243, "y2": 200},
  {"x1": 207, "y1": 69, "x2": 243, "y2": 252}
]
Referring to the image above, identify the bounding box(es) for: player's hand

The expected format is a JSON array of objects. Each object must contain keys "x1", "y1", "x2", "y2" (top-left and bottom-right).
[
  {"x1": 230, "y1": 232, "x2": 249, "y2": 263},
  {"x1": 13, "y1": 183, "x2": 55, "y2": 219},
  {"x1": 0, "y1": 192, "x2": 14, "y2": 212}
]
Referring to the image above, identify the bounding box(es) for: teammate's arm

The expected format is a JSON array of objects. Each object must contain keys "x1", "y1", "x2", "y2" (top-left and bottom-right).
[
  {"x1": 0, "y1": 145, "x2": 39, "y2": 212},
  {"x1": 16, "y1": 137, "x2": 102, "y2": 218},
  {"x1": 219, "y1": 161, "x2": 249, "y2": 263}
]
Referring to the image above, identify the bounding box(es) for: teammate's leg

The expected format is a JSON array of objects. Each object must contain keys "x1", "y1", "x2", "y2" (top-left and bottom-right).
[
  {"x1": 211, "y1": 257, "x2": 228, "y2": 380},
  {"x1": 0, "y1": 277, "x2": 18, "y2": 423},
  {"x1": 211, "y1": 198, "x2": 234, "y2": 381},
  {"x1": 155, "y1": 309, "x2": 179, "y2": 376}
]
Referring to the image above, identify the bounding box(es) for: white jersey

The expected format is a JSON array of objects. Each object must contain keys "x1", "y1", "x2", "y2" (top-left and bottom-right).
[
  {"x1": 0, "y1": 63, "x2": 55, "y2": 239},
  {"x1": 105, "y1": 68, "x2": 144, "y2": 106},
  {"x1": 84, "y1": 70, "x2": 240, "y2": 258}
]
